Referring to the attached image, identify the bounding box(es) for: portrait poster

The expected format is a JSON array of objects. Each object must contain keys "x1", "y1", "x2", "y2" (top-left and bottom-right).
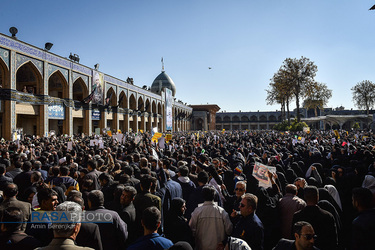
[
  {"x1": 92, "y1": 70, "x2": 104, "y2": 105},
  {"x1": 252, "y1": 162, "x2": 276, "y2": 188},
  {"x1": 165, "y1": 88, "x2": 173, "y2": 131}
]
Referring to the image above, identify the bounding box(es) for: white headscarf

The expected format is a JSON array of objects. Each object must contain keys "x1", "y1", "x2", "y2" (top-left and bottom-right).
[
  {"x1": 227, "y1": 237, "x2": 251, "y2": 250},
  {"x1": 324, "y1": 184, "x2": 342, "y2": 210},
  {"x1": 362, "y1": 175, "x2": 375, "y2": 194}
]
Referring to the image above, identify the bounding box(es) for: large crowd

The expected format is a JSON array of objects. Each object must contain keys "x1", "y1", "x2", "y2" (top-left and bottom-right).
[{"x1": 0, "y1": 129, "x2": 375, "y2": 250}]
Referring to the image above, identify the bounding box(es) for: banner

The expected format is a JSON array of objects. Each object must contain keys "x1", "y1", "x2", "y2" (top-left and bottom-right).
[
  {"x1": 92, "y1": 70, "x2": 104, "y2": 105},
  {"x1": 165, "y1": 88, "x2": 173, "y2": 131},
  {"x1": 92, "y1": 110, "x2": 101, "y2": 120},
  {"x1": 303, "y1": 127, "x2": 310, "y2": 134},
  {"x1": 165, "y1": 134, "x2": 172, "y2": 142},
  {"x1": 48, "y1": 104, "x2": 65, "y2": 119}
]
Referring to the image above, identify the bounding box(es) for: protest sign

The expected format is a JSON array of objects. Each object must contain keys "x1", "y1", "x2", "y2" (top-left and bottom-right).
[{"x1": 252, "y1": 162, "x2": 276, "y2": 188}]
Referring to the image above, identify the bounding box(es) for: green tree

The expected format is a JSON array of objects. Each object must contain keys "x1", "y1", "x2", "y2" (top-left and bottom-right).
[
  {"x1": 280, "y1": 57, "x2": 318, "y2": 122},
  {"x1": 266, "y1": 69, "x2": 294, "y2": 124},
  {"x1": 303, "y1": 82, "x2": 332, "y2": 117},
  {"x1": 351, "y1": 80, "x2": 375, "y2": 115}
]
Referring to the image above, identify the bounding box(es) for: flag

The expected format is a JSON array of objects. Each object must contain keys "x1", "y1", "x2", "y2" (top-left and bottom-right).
[
  {"x1": 137, "y1": 102, "x2": 144, "y2": 112},
  {"x1": 144, "y1": 102, "x2": 150, "y2": 113},
  {"x1": 82, "y1": 86, "x2": 96, "y2": 103},
  {"x1": 114, "y1": 94, "x2": 125, "y2": 108},
  {"x1": 105, "y1": 92, "x2": 113, "y2": 107},
  {"x1": 334, "y1": 130, "x2": 340, "y2": 138}
]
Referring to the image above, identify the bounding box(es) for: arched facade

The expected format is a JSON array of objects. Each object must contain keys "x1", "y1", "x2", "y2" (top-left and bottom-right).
[
  {"x1": 0, "y1": 33, "x2": 192, "y2": 140},
  {"x1": 216, "y1": 111, "x2": 282, "y2": 130}
]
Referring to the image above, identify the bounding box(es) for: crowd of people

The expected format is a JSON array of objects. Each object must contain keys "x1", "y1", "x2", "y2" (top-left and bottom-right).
[{"x1": 0, "y1": 129, "x2": 374, "y2": 250}]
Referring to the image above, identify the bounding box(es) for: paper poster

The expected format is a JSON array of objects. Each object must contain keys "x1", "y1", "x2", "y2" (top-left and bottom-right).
[
  {"x1": 165, "y1": 134, "x2": 172, "y2": 142},
  {"x1": 292, "y1": 139, "x2": 298, "y2": 146},
  {"x1": 113, "y1": 133, "x2": 123, "y2": 143},
  {"x1": 165, "y1": 88, "x2": 173, "y2": 131},
  {"x1": 67, "y1": 141, "x2": 73, "y2": 151},
  {"x1": 252, "y1": 162, "x2": 276, "y2": 188},
  {"x1": 158, "y1": 137, "x2": 165, "y2": 148},
  {"x1": 95, "y1": 128, "x2": 100, "y2": 135},
  {"x1": 135, "y1": 135, "x2": 141, "y2": 145}
]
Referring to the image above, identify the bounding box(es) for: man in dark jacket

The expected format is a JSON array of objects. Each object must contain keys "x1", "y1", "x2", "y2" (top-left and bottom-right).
[
  {"x1": 119, "y1": 186, "x2": 137, "y2": 246},
  {"x1": 13, "y1": 161, "x2": 33, "y2": 199},
  {"x1": 127, "y1": 207, "x2": 173, "y2": 250},
  {"x1": 0, "y1": 207, "x2": 42, "y2": 250},
  {"x1": 351, "y1": 187, "x2": 375, "y2": 250},
  {"x1": 292, "y1": 186, "x2": 337, "y2": 250},
  {"x1": 0, "y1": 183, "x2": 31, "y2": 231},
  {"x1": 84, "y1": 160, "x2": 101, "y2": 190},
  {"x1": 231, "y1": 193, "x2": 264, "y2": 250},
  {"x1": 273, "y1": 221, "x2": 319, "y2": 250},
  {"x1": 0, "y1": 164, "x2": 12, "y2": 191},
  {"x1": 87, "y1": 190, "x2": 128, "y2": 250},
  {"x1": 133, "y1": 174, "x2": 161, "y2": 239}
]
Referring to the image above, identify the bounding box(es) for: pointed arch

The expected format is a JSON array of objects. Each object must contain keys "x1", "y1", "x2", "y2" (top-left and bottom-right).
[
  {"x1": 106, "y1": 87, "x2": 117, "y2": 106},
  {"x1": 73, "y1": 77, "x2": 88, "y2": 101},
  {"x1": 158, "y1": 102, "x2": 162, "y2": 114},
  {"x1": 16, "y1": 61, "x2": 43, "y2": 94},
  {"x1": 119, "y1": 91, "x2": 127, "y2": 109},
  {"x1": 152, "y1": 100, "x2": 156, "y2": 113},
  {"x1": 49, "y1": 71, "x2": 69, "y2": 99},
  {"x1": 145, "y1": 99, "x2": 151, "y2": 112},
  {"x1": 0, "y1": 57, "x2": 9, "y2": 89},
  {"x1": 137, "y1": 96, "x2": 144, "y2": 111},
  {"x1": 129, "y1": 94, "x2": 136, "y2": 110}
]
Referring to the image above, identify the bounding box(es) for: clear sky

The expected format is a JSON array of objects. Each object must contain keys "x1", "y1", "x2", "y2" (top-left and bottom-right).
[{"x1": 1, "y1": 0, "x2": 375, "y2": 112}]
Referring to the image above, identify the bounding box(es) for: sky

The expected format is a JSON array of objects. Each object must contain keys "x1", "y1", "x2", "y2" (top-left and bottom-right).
[{"x1": 1, "y1": 0, "x2": 375, "y2": 112}]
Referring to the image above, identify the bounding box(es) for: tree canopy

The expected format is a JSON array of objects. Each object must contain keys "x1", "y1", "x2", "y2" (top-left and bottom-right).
[
  {"x1": 267, "y1": 56, "x2": 318, "y2": 122},
  {"x1": 303, "y1": 82, "x2": 332, "y2": 117},
  {"x1": 351, "y1": 80, "x2": 375, "y2": 115}
]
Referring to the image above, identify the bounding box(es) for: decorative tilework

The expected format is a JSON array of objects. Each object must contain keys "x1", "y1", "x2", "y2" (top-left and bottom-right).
[
  {"x1": 0, "y1": 34, "x2": 91, "y2": 76},
  {"x1": 16, "y1": 54, "x2": 43, "y2": 76},
  {"x1": 72, "y1": 72, "x2": 89, "y2": 87},
  {"x1": 0, "y1": 47, "x2": 9, "y2": 69},
  {"x1": 106, "y1": 83, "x2": 116, "y2": 92},
  {"x1": 48, "y1": 64, "x2": 69, "y2": 82},
  {"x1": 104, "y1": 74, "x2": 161, "y2": 99},
  {"x1": 10, "y1": 51, "x2": 16, "y2": 131}
]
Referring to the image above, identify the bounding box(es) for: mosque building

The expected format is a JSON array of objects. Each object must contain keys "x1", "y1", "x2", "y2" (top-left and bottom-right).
[{"x1": 0, "y1": 29, "x2": 192, "y2": 140}]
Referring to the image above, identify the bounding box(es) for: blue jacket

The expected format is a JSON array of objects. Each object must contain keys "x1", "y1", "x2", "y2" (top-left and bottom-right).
[
  {"x1": 127, "y1": 233, "x2": 173, "y2": 250},
  {"x1": 232, "y1": 213, "x2": 264, "y2": 250}
]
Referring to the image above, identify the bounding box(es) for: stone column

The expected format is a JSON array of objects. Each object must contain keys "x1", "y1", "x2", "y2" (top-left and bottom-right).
[
  {"x1": 100, "y1": 82, "x2": 107, "y2": 132},
  {"x1": 3, "y1": 51, "x2": 16, "y2": 141},
  {"x1": 83, "y1": 78, "x2": 91, "y2": 135},
  {"x1": 38, "y1": 60, "x2": 48, "y2": 137},
  {"x1": 113, "y1": 86, "x2": 119, "y2": 132},
  {"x1": 63, "y1": 68, "x2": 73, "y2": 136}
]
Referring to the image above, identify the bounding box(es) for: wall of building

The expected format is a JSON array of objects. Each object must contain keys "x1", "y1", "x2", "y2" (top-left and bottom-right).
[{"x1": 0, "y1": 33, "x2": 192, "y2": 139}]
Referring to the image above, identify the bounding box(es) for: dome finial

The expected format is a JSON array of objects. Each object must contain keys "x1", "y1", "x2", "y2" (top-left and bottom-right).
[{"x1": 161, "y1": 57, "x2": 164, "y2": 72}]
